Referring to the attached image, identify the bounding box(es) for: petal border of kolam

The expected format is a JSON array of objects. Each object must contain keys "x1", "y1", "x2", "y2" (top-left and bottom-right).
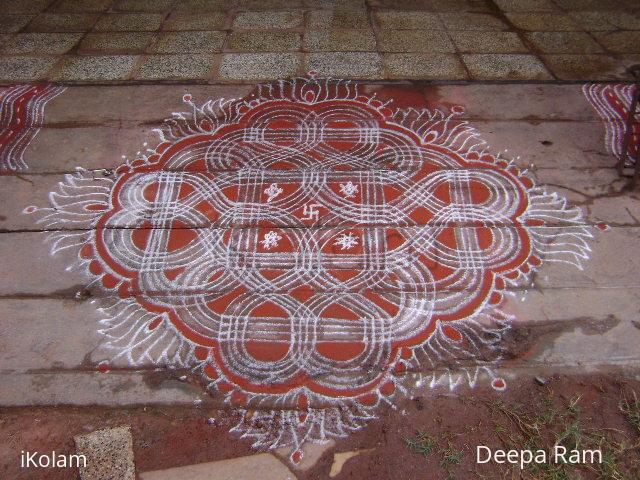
[{"x1": 24, "y1": 75, "x2": 593, "y2": 462}]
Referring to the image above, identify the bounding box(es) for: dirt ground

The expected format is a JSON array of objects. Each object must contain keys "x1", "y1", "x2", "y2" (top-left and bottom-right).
[{"x1": 2, "y1": 371, "x2": 639, "y2": 480}]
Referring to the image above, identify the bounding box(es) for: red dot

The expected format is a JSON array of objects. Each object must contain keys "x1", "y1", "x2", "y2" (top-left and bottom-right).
[
  {"x1": 492, "y1": 378, "x2": 506, "y2": 391},
  {"x1": 291, "y1": 450, "x2": 303, "y2": 464}
]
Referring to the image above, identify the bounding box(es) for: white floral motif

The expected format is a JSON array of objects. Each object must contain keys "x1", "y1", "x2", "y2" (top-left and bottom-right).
[
  {"x1": 264, "y1": 183, "x2": 283, "y2": 202},
  {"x1": 334, "y1": 232, "x2": 359, "y2": 251},
  {"x1": 260, "y1": 231, "x2": 282, "y2": 250},
  {"x1": 339, "y1": 181, "x2": 359, "y2": 198}
]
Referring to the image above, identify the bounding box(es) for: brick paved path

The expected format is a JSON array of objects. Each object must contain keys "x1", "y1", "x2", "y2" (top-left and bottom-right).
[{"x1": 0, "y1": 0, "x2": 639, "y2": 82}]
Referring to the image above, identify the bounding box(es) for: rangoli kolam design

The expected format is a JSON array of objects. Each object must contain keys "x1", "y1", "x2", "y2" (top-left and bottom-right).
[
  {"x1": 583, "y1": 83, "x2": 638, "y2": 166},
  {"x1": 1, "y1": 83, "x2": 66, "y2": 172},
  {"x1": 27, "y1": 76, "x2": 592, "y2": 461}
]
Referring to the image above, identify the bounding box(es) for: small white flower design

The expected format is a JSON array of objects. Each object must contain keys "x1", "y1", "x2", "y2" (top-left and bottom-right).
[
  {"x1": 264, "y1": 183, "x2": 283, "y2": 202},
  {"x1": 260, "y1": 230, "x2": 282, "y2": 250},
  {"x1": 339, "y1": 181, "x2": 359, "y2": 198},
  {"x1": 334, "y1": 232, "x2": 359, "y2": 251}
]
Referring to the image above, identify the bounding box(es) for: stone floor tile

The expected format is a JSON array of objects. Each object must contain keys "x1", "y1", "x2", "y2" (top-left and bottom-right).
[
  {"x1": 139, "y1": 453, "x2": 294, "y2": 480},
  {"x1": 228, "y1": 31, "x2": 300, "y2": 51},
  {"x1": 172, "y1": 0, "x2": 235, "y2": 11},
  {"x1": 304, "y1": 30, "x2": 375, "y2": 52},
  {"x1": 232, "y1": 11, "x2": 303, "y2": 29},
  {"x1": 552, "y1": 0, "x2": 627, "y2": 9},
  {"x1": 238, "y1": 0, "x2": 304, "y2": 7},
  {"x1": 493, "y1": 0, "x2": 557, "y2": 11},
  {"x1": 93, "y1": 13, "x2": 164, "y2": 31},
  {"x1": 78, "y1": 32, "x2": 155, "y2": 54},
  {"x1": 0, "y1": 56, "x2": 57, "y2": 80},
  {"x1": 462, "y1": 53, "x2": 552, "y2": 79},
  {"x1": 306, "y1": 52, "x2": 382, "y2": 78},
  {"x1": 524, "y1": 31, "x2": 604, "y2": 54},
  {"x1": 368, "y1": 0, "x2": 436, "y2": 7},
  {"x1": 135, "y1": 54, "x2": 215, "y2": 79},
  {"x1": 0, "y1": 32, "x2": 82, "y2": 54},
  {"x1": 384, "y1": 53, "x2": 468, "y2": 79},
  {"x1": 25, "y1": 13, "x2": 98, "y2": 32},
  {"x1": 218, "y1": 52, "x2": 299, "y2": 80},
  {"x1": 307, "y1": 10, "x2": 370, "y2": 29},
  {"x1": 162, "y1": 12, "x2": 227, "y2": 30},
  {"x1": 450, "y1": 31, "x2": 528, "y2": 53},
  {"x1": 1, "y1": 0, "x2": 51, "y2": 14},
  {"x1": 593, "y1": 31, "x2": 640, "y2": 54},
  {"x1": 150, "y1": 31, "x2": 226, "y2": 53},
  {"x1": 377, "y1": 30, "x2": 455, "y2": 53},
  {"x1": 541, "y1": 54, "x2": 634, "y2": 80},
  {"x1": 505, "y1": 13, "x2": 581, "y2": 31},
  {"x1": 568, "y1": 11, "x2": 640, "y2": 31},
  {"x1": 74, "y1": 426, "x2": 135, "y2": 480},
  {"x1": 50, "y1": 0, "x2": 113, "y2": 12},
  {"x1": 373, "y1": 10, "x2": 443, "y2": 29},
  {"x1": 440, "y1": 12, "x2": 509, "y2": 30},
  {"x1": 53, "y1": 55, "x2": 138, "y2": 80},
  {"x1": 321, "y1": 0, "x2": 373, "y2": 7},
  {"x1": 0, "y1": 14, "x2": 34, "y2": 32},
  {"x1": 113, "y1": 0, "x2": 174, "y2": 11},
  {"x1": 429, "y1": 0, "x2": 493, "y2": 11}
]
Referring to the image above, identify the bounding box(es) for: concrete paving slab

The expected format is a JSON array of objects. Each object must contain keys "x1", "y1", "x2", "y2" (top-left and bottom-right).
[
  {"x1": 114, "y1": 0, "x2": 174, "y2": 12},
  {"x1": 493, "y1": 0, "x2": 558, "y2": 11},
  {"x1": 0, "y1": 32, "x2": 83, "y2": 54},
  {"x1": 0, "y1": 371, "x2": 207, "y2": 406},
  {"x1": 77, "y1": 32, "x2": 156, "y2": 54},
  {"x1": 31, "y1": 84, "x2": 600, "y2": 126},
  {"x1": 377, "y1": 30, "x2": 455, "y2": 53},
  {"x1": 134, "y1": 54, "x2": 217, "y2": 80},
  {"x1": 74, "y1": 426, "x2": 135, "y2": 480},
  {"x1": 149, "y1": 31, "x2": 226, "y2": 54},
  {"x1": 567, "y1": 10, "x2": 640, "y2": 30},
  {"x1": 0, "y1": 14, "x2": 35, "y2": 33},
  {"x1": 373, "y1": 11, "x2": 443, "y2": 30},
  {"x1": 1, "y1": 287, "x2": 639, "y2": 406},
  {"x1": 306, "y1": 52, "x2": 382, "y2": 78},
  {"x1": 385, "y1": 53, "x2": 467, "y2": 79},
  {"x1": 0, "y1": 299, "x2": 103, "y2": 372},
  {"x1": 52, "y1": 55, "x2": 139, "y2": 81},
  {"x1": 1, "y1": 0, "x2": 51, "y2": 14},
  {"x1": 505, "y1": 12, "x2": 582, "y2": 30},
  {"x1": 229, "y1": 31, "x2": 301, "y2": 52},
  {"x1": 523, "y1": 31, "x2": 604, "y2": 54},
  {"x1": 462, "y1": 54, "x2": 552, "y2": 80},
  {"x1": 92, "y1": 13, "x2": 164, "y2": 32},
  {"x1": 0, "y1": 56, "x2": 58, "y2": 81},
  {"x1": 25, "y1": 13, "x2": 99, "y2": 32},
  {"x1": 139, "y1": 453, "x2": 294, "y2": 480},
  {"x1": 51, "y1": 0, "x2": 113, "y2": 13},
  {"x1": 305, "y1": 30, "x2": 376, "y2": 52},
  {"x1": 449, "y1": 31, "x2": 529, "y2": 53},
  {"x1": 308, "y1": 10, "x2": 371, "y2": 29},
  {"x1": 232, "y1": 11, "x2": 303, "y2": 29},
  {"x1": 219, "y1": 52, "x2": 300, "y2": 80},
  {"x1": 542, "y1": 53, "x2": 640, "y2": 80},
  {"x1": 161, "y1": 12, "x2": 228, "y2": 31},
  {"x1": 593, "y1": 31, "x2": 640, "y2": 54},
  {"x1": 439, "y1": 12, "x2": 509, "y2": 30}
]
